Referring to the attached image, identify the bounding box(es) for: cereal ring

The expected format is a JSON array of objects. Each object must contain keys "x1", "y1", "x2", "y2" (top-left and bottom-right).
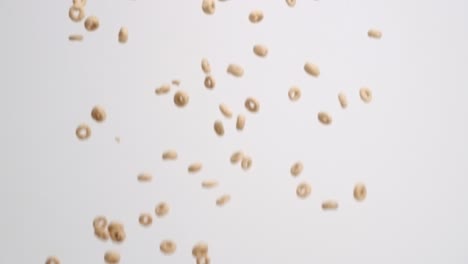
[
  {"x1": 304, "y1": 62, "x2": 320, "y2": 77},
  {"x1": 296, "y1": 182, "x2": 311, "y2": 199},
  {"x1": 155, "y1": 84, "x2": 171, "y2": 95},
  {"x1": 216, "y1": 194, "x2": 231, "y2": 206},
  {"x1": 321, "y1": 200, "x2": 339, "y2": 210},
  {"x1": 368, "y1": 29, "x2": 382, "y2": 39},
  {"x1": 91, "y1": 105, "x2": 106, "y2": 122},
  {"x1": 174, "y1": 91, "x2": 189, "y2": 107},
  {"x1": 94, "y1": 228, "x2": 109, "y2": 241},
  {"x1": 204, "y1": 75, "x2": 216, "y2": 89},
  {"x1": 172, "y1": 79, "x2": 180, "y2": 86},
  {"x1": 160, "y1": 240, "x2": 177, "y2": 255},
  {"x1": 241, "y1": 156, "x2": 252, "y2": 170},
  {"x1": 219, "y1": 103, "x2": 232, "y2": 118},
  {"x1": 213, "y1": 120, "x2": 224, "y2": 136},
  {"x1": 93, "y1": 216, "x2": 108, "y2": 230},
  {"x1": 201, "y1": 180, "x2": 218, "y2": 189},
  {"x1": 290, "y1": 161, "x2": 303, "y2": 177},
  {"x1": 359, "y1": 87, "x2": 372, "y2": 103},
  {"x1": 45, "y1": 256, "x2": 60, "y2": 264},
  {"x1": 108, "y1": 222, "x2": 126, "y2": 243},
  {"x1": 286, "y1": 0, "x2": 296, "y2": 7},
  {"x1": 104, "y1": 250, "x2": 120, "y2": 264},
  {"x1": 139, "y1": 213, "x2": 153, "y2": 226},
  {"x1": 188, "y1": 162, "x2": 203, "y2": 173},
  {"x1": 230, "y1": 151, "x2": 244, "y2": 164},
  {"x1": 354, "y1": 183, "x2": 367, "y2": 201},
  {"x1": 162, "y1": 150, "x2": 178, "y2": 160},
  {"x1": 202, "y1": 0, "x2": 215, "y2": 15},
  {"x1": 338, "y1": 92, "x2": 348, "y2": 108},
  {"x1": 236, "y1": 114, "x2": 245, "y2": 130},
  {"x1": 317, "y1": 112, "x2": 332, "y2": 125},
  {"x1": 197, "y1": 257, "x2": 211, "y2": 264},
  {"x1": 253, "y1": 44, "x2": 268, "y2": 57},
  {"x1": 227, "y1": 64, "x2": 244, "y2": 77},
  {"x1": 201, "y1": 58, "x2": 211, "y2": 74},
  {"x1": 68, "y1": 34, "x2": 83, "y2": 41},
  {"x1": 192, "y1": 242, "x2": 209, "y2": 258},
  {"x1": 244, "y1": 97, "x2": 260, "y2": 113},
  {"x1": 76, "y1": 124, "x2": 91, "y2": 140},
  {"x1": 73, "y1": 0, "x2": 87, "y2": 7},
  {"x1": 248, "y1": 10, "x2": 264, "y2": 23},
  {"x1": 69, "y1": 5, "x2": 85, "y2": 22},
  {"x1": 118, "y1": 27, "x2": 128, "y2": 44},
  {"x1": 288, "y1": 86, "x2": 301, "y2": 101},
  {"x1": 155, "y1": 202, "x2": 170, "y2": 217},
  {"x1": 84, "y1": 16, "x2": 99, "y2": 32},
  {"x1": 137, "y1": 172, "x2": 152, "y2": 182}
]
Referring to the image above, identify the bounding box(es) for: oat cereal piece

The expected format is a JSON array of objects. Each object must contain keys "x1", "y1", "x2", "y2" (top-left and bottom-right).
[
  {"x1": 241, "y1": 156, "x2": 252, "y2": 170},
  {"x1": 172, "y1": 79, "x2": 180, "y2": 86},
  {"x1": 76, "y1": 124, "x2": 91, "y2": 140},
  {"x1": 227, "y1": 64, "x2": 244, "y2": 77},
  {"x1": 139, "y1": 213, "x2": 153, "y2": 226},
  {"x1": 216, "y1": 194, "x2": 231, "y2": 206},
  {"x1": 174, "y1": 91, "x2": 189, "y2": 107},
  {"x1": 68, "y1": 34, "x2": 83, "y2": 41},
  {"x1": 73, "y1": 0, "x2": 87, "y2": 7},
  {"x1": 107, "y1": 222, "x2": 126, "y2": 243},
  {"x1": 104, "y1": 251, "x2": 120, "y2": 264},
  {"x1": 304, "y1": 62, "x2": 320, "y2": 77},
  {"x1": 359, "y1": 87, "x2": 372, "y2": 103},
  {"x1": 69, "y1": 5, "x2": 85, "y2": 22},
  {"x1": 201, "y1": 180, "x2": 219, "y2": 189},
  {"x1": 290, "y1": 162, "x2": 303, "y2": 177},
  {"x1": 93, "y1": 216, "x2": 108, "y2": 230},
  {"x1": 91, "y1": 105, "x2": 106, "y2": 122},
  {"x1": 286, "y1": 0, "x2": 296, "y2": 7},
  {"x1": 317, "y1": 112, "x2": 332, "y2": 125},
  {"x1": 321, "y1": 200, "x2": 339, "y2": 210},
  {"x1": 230, "y1": 151, "x2": 244, "y2": 164},
  {"x1": 192, "y1": 242, "x2": 209, "y2": 258},
  {"x1": 288, "y1": 86, "x2": 301, "y2": 101},
  {"x1": 84, "y1": 16, "x2": 99, "y2": 31},
  {"x1": 354, "y1": 183, "x2": 367, "y2": 201},
  {"x1": 155, "y1": 202, "x2": 170, "y2": 217},
  {"x1": 253, "y1": 44, "x2": 268, "y2": 57},
  {"x1": 296, "y1": 182, "x2": 311, "y2": 199},
  {"x1": 188, "y1": 162, "x2": 203, "y2": 173},
  {"x1": 244, "y1": 97, "x2": 259, "y2": 113},
  {"x1": 219, "y1": 103, "x2": 233, "y2": 118},
  {"x1": 45, "y1": 256, "x2": 60, "y2": 264},
  {"x1": 236, "y1": 114, "x2": 245, "y2": 130},
  {"x1": 204, "y1": 75, "x2": 216, "y2": 89},
  {"x1": 202, "y1": 0, "x2": 215, "y2": 15},
  {"x1": 160, "y1": 240, "x2": 177, "y2": 255},
  {"x1": 197, "y1": 257, "x2": 211, "y2": 264},
  {"x1": 162, "y1": 150, "x2": 178, "y2": 160},
  {"x1": 94, "y1": 228, "x2": 109, "y2": 241},
  {"x1": 214, "y1": 120, "x2": 225, "y2": 136},
  {"x1": 368, "y1": 29, "x2": 382, "y2": 39},
  {"x1": 155, "y1": 84, "x2": 171, "y2": 95},
  {"x1": 201, "y1": 58, "x2": 211, "y2": 74},
  {"x1": 248, "y1": 10, "x2": 264, "y2": 23},
  {"x1": 118, "y1": 27, "x2": 128, "y2": 43},
  {"x1": 137, "y1": 172, "x2": 153, "y2": 182},
  {"x1": 338, "y1": 92, "x2": 348, "y2": 108}
]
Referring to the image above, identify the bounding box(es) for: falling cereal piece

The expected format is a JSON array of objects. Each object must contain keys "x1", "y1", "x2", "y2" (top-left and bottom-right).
[
  {"x1": 93, "y1": 216, "x2": 108, "y2": 230},
  {"x1": 73, "y1": 0, "x2": 87, "y2": 7},
  {"x1": 160, "y1": 240, "x2": 177, "y2": 255},
  {"x1": 253, "y1": 44, "x2": 268, "y2": 57},
  {"x1": 201, "y1": 58, "x2": 211, "y2": 74},
  {"x1": 368, "y1": 29, "x2": 382, "y2": 39},
  {"x1": 76, "y1": 123, "x2": 91, "y2": 140},
  {"x1": 216, "y1": 194, "x2": 231, "y2": 206},
  {"x1": 290, "y1": 161, "x2": 303, "y2": 177},
  {"x1": 201, "y1": 0, "x2": 215, "y2": 15},
  {"x1": 162, "y1": 150, "x2": 178, "y2": 160},
  {"x1": 188, "y1": 162, "x2": 203, "y2": 173},
  {"x1": 68, "y1": 34, "x2": 83, "y2": 41},
  {"x1": 359, "y1": 87, "x2": 372, "y2": 103},
  {"x1": 296, "y1": 182, "x2": 311, "y2": 199},
  {"x1": 286, "y1": 0, "x2": 296, "y2": 7},
  {"x1": 107, "y1": 222, "x2": 126, "y2": 243},
  {"x1": 137, "y1": 172, "x2": 153, "y2": 182},
  {"x1": 244, "y1": 97, "x2": 260, "y2": 113},
  {"x1": 155, "y1": 202, "x2": 170, "y2": 217},
  {"x1": 317, "y1": 112, "x2": 332, "y2": 125},
  {"x1": 94, "y1": 228, "x2": 109, "y2": 241},
  {"x1": 45, "y1": 256, "x2": 61, "y2": 264},
  {"x1": 230, "y1": 151, "x2": 244, "y2": 164},
  {"x1": 84, "y1": 16, "x2": 99, "y2": 31},
  {"x1": 174, "y1": 90, "x2": 189, "y2": 107},
  {"x1": 354, "y1": 183, "x2": 367, "y2": 201},
  {"x1": 192, "y1": 242, "x2": 209, "y2": 258},
  {"x1": 172, "y1": 79, "x2": 181, "y2": 86},
  {"x1": 91, "y1": 105, "x2": 106, "y2": 122},
  {"x1": 118, "y1": 27, "x2": 128, "y2": 43},
  {"x1": 204, "y1": 75, "x2": 216, "y2": 89},
  {"x1": 138, "y1": 213, "x2": 153, "y2": 227},
  {"x1": 236, "y1": 114, "x2": 246, "y2": 131},
  {"x1": 227, "y1": 64, "x2": 244, "y2": 77},
  {"x1": 201, "y1": 180, "x2": 219, "y2": 189},
  {"x1": 338, "y1": 92, "x2": 348, "y2": 108},
  {"x1": 214, "y1": 120, "x2": 225, "y2": 136},
  {"x1": 69, "y1": 5, "x2": 85, "y2": 22},
  {"x1": 304, "y1": 62, "x2": 320, "y2": 77},
  {"x1": 155, "y1": 84, "x2": 171, "y2": 95},
  {"x1": 321, "y1": 200, "x2": 339, "y2": 210},
  {"x1": 241, "y1": 156, "x2": 252, "y2": 170},
  {"x1": 104, "y1": 251, "x2": 120, "y2": 264},
  {"x1": 288, "y1": 86, "x2": 301, "y2": 101},
  {"x1": 219, "y1": 103, "x2": 233, "y2": 118},
  {"x1": 248, "y1": 10, "x2": 264, "y2": 23}
]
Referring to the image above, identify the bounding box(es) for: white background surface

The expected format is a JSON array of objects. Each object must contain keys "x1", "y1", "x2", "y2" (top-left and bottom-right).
[{"x1": 1, "y1": 0, "x2": 468, "y2": 263}]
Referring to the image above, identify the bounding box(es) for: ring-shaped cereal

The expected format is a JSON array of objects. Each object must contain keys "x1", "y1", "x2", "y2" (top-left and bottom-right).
[
  {"x1": 73, "y1": 0, "x2": 87, "y2": 7},
  {"x1": 69, "y1": 5, "x2": 85, "y2": 22},
  {"x1": 160, "y1": 240, "x2": 177, "y2": 255},
  {"x1": 76, "y1": 124, "x2": 91, "y2": 140},
  {"x1": 93, "y1": 216, "x2": 108, "y2": 230},
  {"x1": 290, "y1": 161, "x2": 303, "y2": 177},
  {"x1": 174, "y1": 91, "x2": 189, "y2": 107},
  {"x1": 241, "y1": 156, "x2": 252, "y2": 170},
  {"x1": 359, "y1": 87, "x2": 372, "y2": 103},
  {"x1": 192, "y1": 242, "x2": 209, "y2": 258},
  {"x1": 244, "y1": 97, "x2": 259, "y2": 113},
  {"x1": 317, "y1": 112, "x2": 332, "y2": 125},
  {"x1": 288, "y1": 87, "x2": 301, "y2": 101},
  {"x1": 204, "y1": 76, "x2": 215, "y2": 89},
  {"x1": 139, "y1": 213, "x2": 153, "y2": 226},
  {"x1": 84, "y1": 16, "x2": 100, "y2": 32},
  {"x1": 196, "y1": 257, "x2": 211, "y2": 264},
  {"x1": 296, "y1": 182, "x2": 311, "y2": 199},
  {"x1": 286, "y1": 0, "x2": 296, "y2": 7},
  {"x1": 354, "y1": 183, "x2": 367, "y2": 201},
  {"x1": 94, "y1": 228, "x2": 109, "y2": 241},
  {"x1": 45, "y1": 256, "x2": 61, "y2": 264},
  {"x1": 155, "y1": 202, "x2": 170, "y2": 217}
]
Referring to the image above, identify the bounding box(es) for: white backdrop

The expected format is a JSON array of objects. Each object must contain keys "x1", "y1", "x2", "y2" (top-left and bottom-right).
[{"x1": 1, "y1": 0, "x2": 468, "y2": 263}]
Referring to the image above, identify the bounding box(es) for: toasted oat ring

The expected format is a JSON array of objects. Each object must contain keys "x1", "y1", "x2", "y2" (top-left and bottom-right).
[
  {"x1": 236, "y1": 114, "x2": 245, "y2": 130},
  {"x1": 204, "y1": 76, "x2": 216, "y2": 89},
  {"x1": 248, "y1": 10, "x2": 264, "y2": 23},
  {"x1": 91, "y1": 105, "x2": 106, "y2": 122},
  {"x1": 160, "y1": 240, "x2": 177, "y2": 255},
  {"x1": 155, "y1": 84, "x2": 171, "y2": 95},
  {"x1": 290, "y1": 161, "x2": 303, "y2": 177},
  {"x1": 216, "y1": 194, "x2": 231, "y2": 206},
  {"x1": 93, "y1": 216, "x2": 108, "y2": 230},
  {"x1": 84, "y1": 16, "x2": 99, "y2": 32},
  {"x1": 188, "y1": 162, "x2": 203, "y2": 173},
  {"x1": 230, "y1": 151, "x2": 244, "y2": 164},
  {"x1": 139, "y1": 213, "x2": 153, "y2": 226},
  {"x1": 137, "y1": 172, "x2": 153, "y2": 182},
  {"x1": 68, "y1": 34, "x2": 83, "y2": 41},
  {"x1": 214, "y1": 120, "x2": 224, "y2": 136},
  {"x1": 76, "y1": 124, "x2": 91, "y2": 140},
  {"x1": 241, "y1": 156, "x2": 252, "y2": 170},
  {"x1": 296, "y1": 182, "x2": 311, "y2": 199},
  {"x1": 174, "y1": 91, "x2": 189, "y2": 107},
  {"x1": 94, "y1": 228, "x2": 109, "y2": 241},
  {"x1": 322, "y1": 200, "x2": 339, "y2": 210},
  {"x1": 155, "y1": 202, "x2": 170, "y2": 217},
  {"x1": 338, "y1": 92, "x2": 348, "y2": 108},
  {"x1": 192, "y1": 242, "x2": 209, "y2": 258},
  {"x1": 104, "y1": 250, "x2": 120, "y2": 264},
  {"x1": 107, "y1": 222, "x2": 126, "y2": 243},
  {"x1": 201, "y1": 180, "x2": 218, "y2": 189},
  {"x1": 286, "y1": 0, "x2": 296, "y2": 7},
  {"x1": 317, "y1": 112, "x2": 332, "y2": 125},
  {"x1": 288, "y1": 87, "x2": 301, "y2": 101},
  {"x1": 354, "y1": 183, "x2": 367, "y2": 201},
  {"x1": 162, "y1": 150, "x2": 178, "y2": 160},
  {"x1": 69, "y1": 5, "x2": 85, "y2": 22},
  {"x1": 45, "y1": 256, "x2": 61, "y2": 264},
  {"x1": 219, "y1": 103, "x2": 232, "y2": 118},
  {"x1": 73, "y1": 0, "x2": 87, "y2": 7},
  {"x1": 359, "y1": 87, "x2": 372, "y2": 103},
  {"x1": 244, "y1": 97, "x2": 259, "y2": 113},
  {"x1": 201, "y1": 0, "x2": 216, "y2": 15},
  {"x1": 196, "y1": 257, "x2": 211, "y2": 264}
]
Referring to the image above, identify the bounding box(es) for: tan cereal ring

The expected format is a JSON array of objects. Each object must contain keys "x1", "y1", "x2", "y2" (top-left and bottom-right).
[
  {"x1": 227, "y1": 64, "x2": 244, "y2": 77},
  {"x1": 201, "y1": 0, "x2": 215, "y2": 15},
  {"x1": 236, "y1": 114, "x2": 246, "y2": 130},
  {"x1": 91, "y1": 105, "x2": 106, "y2": 122},
  {"x1": 204, "y1": 75, "x2": 216, "y2": 89},
  {"x1": 201, "y1": 58, "x2": 211, "y2": 74},
  {"x1": 253, "y1": 44, "x2": 268, "y2": 57},
  {"x1": 216, "y1": 194, "x2": 231, "y2": 206},
  {"x1": 155, "y1": 202, "x2": 170, "y2": 217},
  {"x1": 69, "y1": 5, "x2": 85, "y2": 22},
  {"x1": 137, "y1": 172, "x2": 153, "y2": 182},
  {"x1": 160, "y1": 240, "x2": 177, "y2": 255},
  {"x1": 286, "y1": 0, "x2": 296, "y2": 7},
  {"x1": 248, "y1": 10, "x2": 264, "y2": 23},
  {"x1": 244, "y1": 97, "x2": 260, "y2": 113},
  {"x1": 68, "y1": 34, "x2": 83, "y2": 41},
  {"x1": 213, "y1": 120, "x2": 224, "y2": 136},
  {"x1": 197, "y1": 257, "x2": 211, "y2": 264},
  {"x1": 107, "y1": 222, "x2": 126, "y2": 243},
  {"x1": 338, "y1": 92, "x2": 348, "y2": 108},
  {"x1": 201, "y1": 180, "x2": 218, "y2": 189},
  {"x1": 172, "y1": 79, "x2": 180, "y2": 86},
  {"x1": 219, "y1": 103, "x2": 232, "y2": 118},
  {"x1": 76, "y1": 124, "x2": 91, "y2": 140},
  {"x1": 322, "y1": 200, "x2": 339, "y2": 210},
  {"x1": 188, "y1": 162, "x2": 203, "y2": 173},
  {"x1": 296, "y1": 182, "x2": 311, "y2": 199},
  {"x1": 192, "y1": 242, "x2": 209, "y2": 258},
  {"x1": 93, "y1": 216, "x2": 108, "y2": 230},
  {"x1": 118, "y1": 27, "x2": 128, "y2": 43},
  {"x1": 317, "y1": 112, "x2": 332, "y2": 125},
  {"x1": 304, "y1": 62, "x2": 320, "y2": 77},
  {"x1": 368, "y1": 29, "x2": 382, "y2": 39},
  {"x1": 155, "y1": 84, "x2": 171, "y2": 95},
  {"x1": 94, "y1": 228, "x2": 109, "y2": 241},
  {"x1": 290, "y1": 161, "x2": 303, "y2": 177},
  {"x1": 84, "y1": 16, "x2": 100, "y2": 32},
  {"x1": 241, "y1": 156, "x2": 252, "y2": 170},
  {"x1": 174, "y1": 90, "x2": 189, "y2": 107},
  {"x1": 104, "y1": 250, "x2": 120, "y2": 264},
  {"x1": 288, "y1": 86, "x2": 301, "y2": 101},
  {"x1": 230, "y1": 151, "x2": 244, "y2": 164},
  {"x1": 162, "y1": 150, "x2": 178, "y2": 160},
  {"x1": 45, "y1": 256, "x2": 60, "y2": 264},
  {"x1": 73, "y1": 0, "x2": 87, "y2": 7},
  {"x1": 354, "y1": 183, "x2": 367, "y2": 201},
  {"x1": 139, "y1": 213, "x2": 153, "y2": 226},
  {"x1": 359, "y1": 87, "x2": 372, "y2": 103}
]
